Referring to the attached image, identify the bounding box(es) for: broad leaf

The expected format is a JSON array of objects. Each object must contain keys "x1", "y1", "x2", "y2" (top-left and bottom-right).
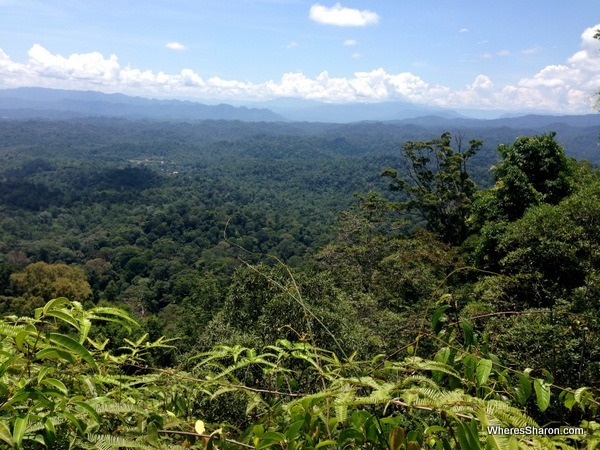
[
  {"x1": 35, "y1": 297, "x2": 70, "y2": 319},
  {"x1": 40, "y1": 378, "x2": 68, "y2": 395},
  {"x1": 476, "y1": 358, "x2": 493, "y2": 387},
  {"x1": 515, "y1": 373, "x2": 532, "y2": 406},
  {"x1": 0, "y1": 421, "x2": 11, "y2": 446},
  {"x1": 48, "y1": 333, "x2": 98, "y2": 371},
  {"x1": 34, "y1": 347, "x2": 76, "y2": 364},
  {"x1": 533, "y1": 378, "x2": 551, "y2": 412},
  {"x1": 12, "y1": 415, "x2": 28, "y2": 449},
  {"x1": 432, "y1": 305, "x2": 451, "y2": 333},
  {"x1": 44, "y1": 310, "x2": 81, "y2": 332},
  {"x1": 389, "y1": 427, "x2": 406, "y2": 450}
]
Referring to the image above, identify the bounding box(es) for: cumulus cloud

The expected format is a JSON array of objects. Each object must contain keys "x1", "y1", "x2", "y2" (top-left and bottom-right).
[
  {"x1": 0, "y1": 23, "x2": 598, "y2": 113},
  {"x1": 470, "y1": 75, "x2": 494, "y2": 90},
  {"x1": 443, "y1": 25, "x2": 600, "y2": 113},
  {"x1": 343, "y1": 39, "x2": 358, "y2": 46},
  {"x1": 510, "y1": 24, "x2": 600, "y2": 109},
  {"x1": 166, "y1": 42, "x2": 186, "y2": 50},
  {"x1": 23, "y1": 44, "x2": 120, "y2": 84},
  {"x1": 309, "y1": 3, "x2": 379, "y2": 27}
]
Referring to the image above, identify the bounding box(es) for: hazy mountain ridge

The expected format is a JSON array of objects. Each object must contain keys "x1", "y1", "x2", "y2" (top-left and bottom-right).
[
  {"x1": 0, "y1": 88, "x2": 598, "y2": 128},
  {"x1": 257, "y1": 98, "x2": 469, "y2": 122},
  {"x1": 0, "y1": 87, "x2": 286, "y2": 122},
  {"x1": 393, "y1": 113, "x2": 600, "y2": 129}
]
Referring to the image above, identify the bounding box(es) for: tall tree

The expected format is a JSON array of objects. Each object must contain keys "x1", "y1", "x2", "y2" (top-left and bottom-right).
[
  {"x1": 480, "y1": 132, "x2": 571, "y2": 223},
  {"x1": 10, "y1": 261, "x2": 92, "y2": 303},
  {"x1": 382, "y1": 132, "x2": 482, "y2": 245}
]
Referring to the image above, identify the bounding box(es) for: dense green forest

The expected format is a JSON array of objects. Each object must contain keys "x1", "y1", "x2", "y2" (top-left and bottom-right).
[{"x1": 0, "y1": 118, "x2": 599, "y2": 449}]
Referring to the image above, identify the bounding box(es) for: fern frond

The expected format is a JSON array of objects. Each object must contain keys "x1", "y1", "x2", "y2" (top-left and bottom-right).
[
  {"x1": 408, "y1": 359, "x2": 462, "y2": 379},
  {"x1": 340, "y1": 375, "x2": 382, "y2": 390},
  {"x1": 82, "y1": 376, "x2": 98, "y2": 397},
  {"x1": 482, "y1": 399, "x2": 537, "y2": 429},
  {"x1": 91, "y1": 373, "x2": 160, "y2": 389},
  {"x1": 401, "y1": 374, "x2": 442, "y2": 389},
  {"x1": 86, "y1": 433, "x2": 150, "y2": 449},
  {"x1": 402, "y1": 386, "x2": 444, "y2": 405},
  {"x1": 0, "y1": 322, "x2": 25, "y2": 338},
  {"x1": 285, "y1": 388, "x2": 344, "y2": 411},
  {"x1": 92, "y1": 402, "x2": 146, "y2": 415}
]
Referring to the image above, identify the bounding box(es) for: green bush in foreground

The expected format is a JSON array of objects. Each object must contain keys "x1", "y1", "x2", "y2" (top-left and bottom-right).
[{"x1": 0, "y1": 298, "x2": 598, "y2": 449}]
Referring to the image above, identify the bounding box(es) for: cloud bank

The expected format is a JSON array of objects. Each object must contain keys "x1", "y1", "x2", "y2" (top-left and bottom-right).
[
  {"x1": 309, "y1": 3, "x2": 379, "y2": 27},
  {"x1": 0, "y1": 24, "x2": 599, "y2": 113}
]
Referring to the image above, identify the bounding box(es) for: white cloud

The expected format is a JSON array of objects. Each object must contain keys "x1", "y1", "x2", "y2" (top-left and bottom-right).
[
  {"x1": 351, "y1": 52, "x2": 361, "y2": 59},
  {"x1": 481, "y1": 50, "x2": 511, "y2": 59},
  {"x1": 522, "y1": 45, "x2": 542, "y2": 55},
  {"x1": 166, "y1": 42, "x2": 186, "y2": 51},
  {"x1": 27, "y1": 44, "x2": 120, "y2": 82},
  {"x1": 0, "y1": 48, "x2": 27, "y2": 77},
  {"x1": 343, "y1": 39, "x2": 358, "y2": 46},
  {"x1": 180, "y1": 68, "x2": 205, "y2": 87},
  {"x1": 443, "y1": 24, "x2": 600, "y2": 113},
  {"x1": 459, "y1": 28, "x2": 468, "y2": 33},
  {"x1": 263, "y1": 69, "x2": 439, "y2": 103},
  {"x1": 309, "y1": 3, "x2": 379, "y2": 27},
  {"x1": 0, "y1": 23, "x2": 598, "y2": 114},
  {"x1": 470, "y1": 75, "x2": 494, "y2": 90},
  {"x1": 509, "y1": 24, "x2": 600, "y2": 109}
]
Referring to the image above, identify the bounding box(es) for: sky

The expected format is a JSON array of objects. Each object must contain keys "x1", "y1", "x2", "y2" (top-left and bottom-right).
[{"x1": 0, "y1": 0, "x2": 599, "y2": 114}]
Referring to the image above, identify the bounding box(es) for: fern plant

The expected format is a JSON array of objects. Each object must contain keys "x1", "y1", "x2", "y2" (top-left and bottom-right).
[
  {"x1": 1, "y1": 297, "x2": 598, "y2": 449},
  {"x1": 0, "y1": 298, "x2": 181, "y2": 449}
]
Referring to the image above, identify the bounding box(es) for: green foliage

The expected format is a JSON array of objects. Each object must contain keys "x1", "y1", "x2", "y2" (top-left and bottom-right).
[
  {"x1": 206, "y1": 263, "x2": 373, "y2": 357},
  {"x1": 2, "y1": 118, "x2": 600, "y2": 449},
  {"x1": 318, "y1": 193, "x2": 462, "y2": 307},
  {"x1": 317, "y1": 191, "x2": 408, "y2": 294},
  {"x1": 10, "y1": 261, "x2": 92, "y2": 303},
  {"x1": 0, "y1": 298, "x2": 181, "y2": 449},
  {"x1": 1, "y1": 290, "x2": 599, "y2": 448},
  {"x1": 187, "y1": 329, "x2": 598, "y2": 449},
  {"x1": 464, "y1": 174, "x2": 600, "y2": 388},
  {"x1": 476, "y1": 132, "x2": 571, "y2": 223},
  {"x1": 382, "y1": 132, "x2": 482, "y2": 244}
]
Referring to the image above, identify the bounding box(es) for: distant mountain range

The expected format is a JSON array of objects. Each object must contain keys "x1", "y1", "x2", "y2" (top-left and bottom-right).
[
  {"x1": 0, "y1": 88, "x2": 285, "y2": 122},
  {"x1": 254, "y1": 97, "x2": 468, "y2": 122},
  {"x1": 0, "y1": 87, "x2": 598, "y2": 128},
  {"x1": 392, "y1": 113, "x2": 600, "y2": 129}
]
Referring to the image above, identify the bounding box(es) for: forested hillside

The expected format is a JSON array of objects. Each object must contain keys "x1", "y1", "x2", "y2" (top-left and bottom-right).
[{"x1": 0, "y1": 118, "x2": 599, "y2": 448}]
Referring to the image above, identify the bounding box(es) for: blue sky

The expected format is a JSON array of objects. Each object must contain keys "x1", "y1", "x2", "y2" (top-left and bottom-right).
[{"x1": 1, "y1": 0, "x2": 599, "y2": 113}]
